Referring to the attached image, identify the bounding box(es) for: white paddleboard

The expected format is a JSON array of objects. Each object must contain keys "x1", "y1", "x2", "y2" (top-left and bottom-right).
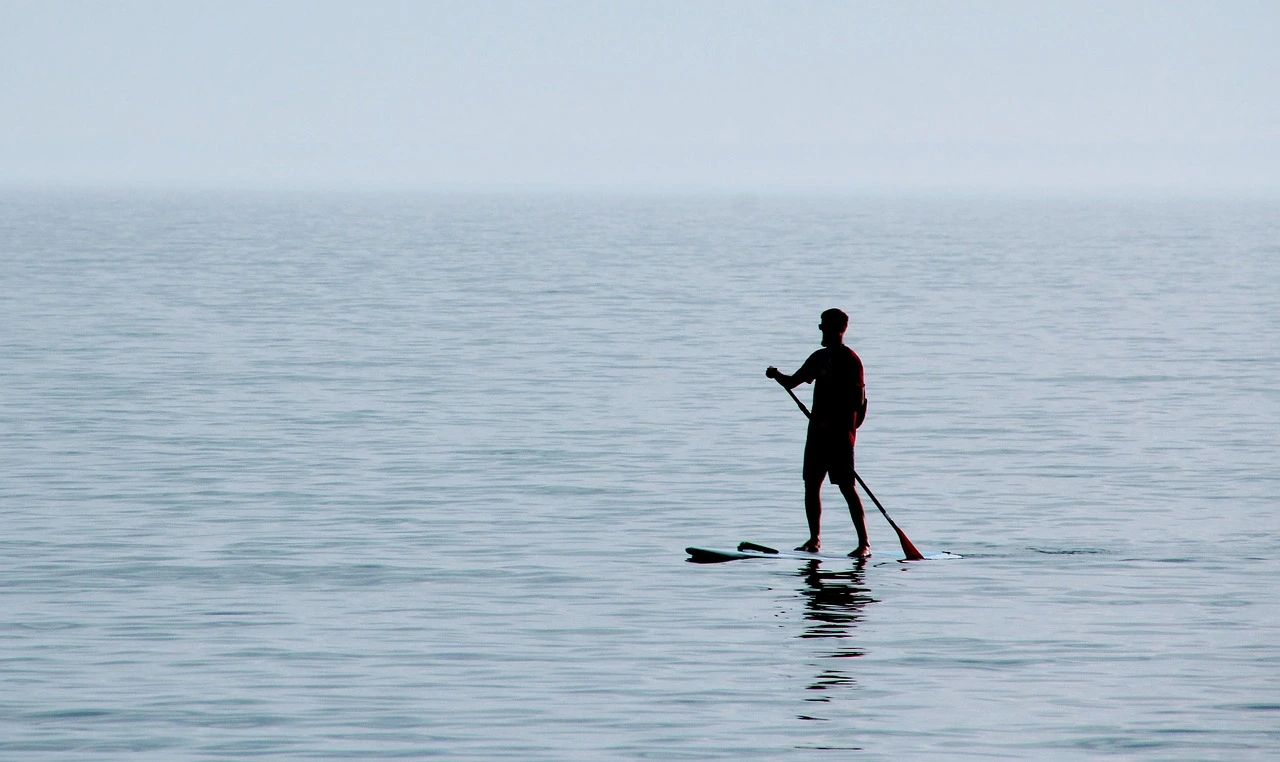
[{"x1": 686, "y1": 542, "x2": 959, "y2": 563}]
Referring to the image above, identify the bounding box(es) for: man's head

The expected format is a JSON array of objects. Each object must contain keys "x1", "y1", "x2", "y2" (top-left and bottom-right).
[{"x1": 819, "y1": 308, "x2": 848, "y2": 347}]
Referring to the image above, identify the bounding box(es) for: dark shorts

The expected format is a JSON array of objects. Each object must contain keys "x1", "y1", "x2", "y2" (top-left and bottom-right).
[{"x1": 803, "y1": 427, "x2": 855, "y2": 486}]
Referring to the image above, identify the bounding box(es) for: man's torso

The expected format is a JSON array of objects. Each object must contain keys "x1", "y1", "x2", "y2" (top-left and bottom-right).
[{"x1": 800, "y1": 345, "x2": 864, "y2": 432}]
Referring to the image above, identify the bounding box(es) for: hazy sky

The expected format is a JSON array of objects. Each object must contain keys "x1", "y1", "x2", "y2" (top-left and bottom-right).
[{"x1": 3, "y1": 1, "x2": 1277, "y2": 193}]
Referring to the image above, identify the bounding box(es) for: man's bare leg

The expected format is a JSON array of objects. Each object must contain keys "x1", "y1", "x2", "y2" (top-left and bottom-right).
[
  {"x1": 796, "y1": 476, "x2": 825, "y2": 552},
  {"x1": 839, "y1": 481, "x2": 871, "y2": 557}
]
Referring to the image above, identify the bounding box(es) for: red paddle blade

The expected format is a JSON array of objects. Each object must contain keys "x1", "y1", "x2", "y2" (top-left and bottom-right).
[{"x1": 895, "y1": 528, "x2": 926, "y2": 561}]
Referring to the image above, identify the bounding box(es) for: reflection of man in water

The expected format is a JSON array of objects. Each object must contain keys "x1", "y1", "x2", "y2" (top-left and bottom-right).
[
  {"x1": 796, "y1": 561, "x2": 876, "y2": 710},
  {"x1": 767, "y1": 308, "x2": 869, "y2": 557},
  {"x1": 798, "y1": 562, "x2": 874, "y2": 641}
]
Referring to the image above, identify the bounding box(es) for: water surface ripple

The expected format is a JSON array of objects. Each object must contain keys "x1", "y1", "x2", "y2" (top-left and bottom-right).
[{"x1": 2, "y1": 192, "x2": 1278, "y2": 759}]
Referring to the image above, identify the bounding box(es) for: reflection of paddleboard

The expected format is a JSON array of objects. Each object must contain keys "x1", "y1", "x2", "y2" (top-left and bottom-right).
[{"x1": 685, "y1": 541, "x2": 960, "y2": 563}]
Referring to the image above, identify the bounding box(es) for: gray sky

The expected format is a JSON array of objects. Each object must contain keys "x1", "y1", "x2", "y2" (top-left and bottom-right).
[{"x1": 3, "y1": 1, "x2": 1277, "y2": 193}]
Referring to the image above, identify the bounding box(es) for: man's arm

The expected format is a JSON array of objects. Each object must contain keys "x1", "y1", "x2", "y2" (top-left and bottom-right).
[
  {"x1": 766, "y1": 356, "x2": 816, "y2": 390},
  {"x1": 765, "y1": 366, "x2": 802, "y2": 389}
]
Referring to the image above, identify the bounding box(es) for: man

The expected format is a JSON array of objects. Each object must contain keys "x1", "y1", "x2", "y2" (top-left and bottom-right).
[{"x1": 766, "y1": 308, "x2": 870, "y2": 557}]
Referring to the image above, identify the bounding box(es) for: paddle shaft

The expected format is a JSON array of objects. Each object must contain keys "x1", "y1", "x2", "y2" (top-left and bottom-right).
[{"x1": 781, "y1": 384, "x2": 923, "y2": 555}]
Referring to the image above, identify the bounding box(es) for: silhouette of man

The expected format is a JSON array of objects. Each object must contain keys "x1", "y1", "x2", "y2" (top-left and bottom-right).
[{"x1": 766, "y1": 308, "x2": 870, "y2": 557}]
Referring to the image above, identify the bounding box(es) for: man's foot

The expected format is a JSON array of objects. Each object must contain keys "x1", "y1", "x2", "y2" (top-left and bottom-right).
[
  {"x1": 795, "y1": 539, "x2": 820, "y2": 553},
  {"x1": 848, "y1": 545, "x2": 871, "y2": 558}
]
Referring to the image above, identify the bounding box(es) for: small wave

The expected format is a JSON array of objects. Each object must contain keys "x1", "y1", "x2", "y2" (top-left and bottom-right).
[{"x1": 1028, "y1": 547, "x2": 1110, "y2": 555}]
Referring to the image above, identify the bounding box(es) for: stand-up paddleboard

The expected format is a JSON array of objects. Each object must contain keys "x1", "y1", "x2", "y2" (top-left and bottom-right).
[{"x1": 686, "y1": 541, "x2": 960, "y2": 563}]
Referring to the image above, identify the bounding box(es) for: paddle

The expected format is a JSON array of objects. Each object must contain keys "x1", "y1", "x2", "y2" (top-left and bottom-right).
[{"x1": 779, "y1": 384, "x2": 925, "y2": 561}]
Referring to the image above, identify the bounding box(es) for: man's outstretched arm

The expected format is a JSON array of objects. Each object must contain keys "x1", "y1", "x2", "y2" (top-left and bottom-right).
[{"x1": 766, "y1": 365, "x2": 808, "y2": 390}]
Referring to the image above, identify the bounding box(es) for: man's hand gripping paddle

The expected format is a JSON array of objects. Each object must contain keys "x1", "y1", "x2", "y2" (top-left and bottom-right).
[{"x1": 780, "y1": 384, "x2": 926, "y2": 561}]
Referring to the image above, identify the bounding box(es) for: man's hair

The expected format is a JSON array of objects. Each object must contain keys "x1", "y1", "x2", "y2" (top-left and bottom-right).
[{"x1": 820, "y1": 308, "x2": 848, "y2": 332}]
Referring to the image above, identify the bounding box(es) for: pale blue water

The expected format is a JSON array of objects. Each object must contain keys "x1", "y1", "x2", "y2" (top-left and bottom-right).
[{"x1": 2, "y1": 191, "x2": 1278, "y2": 759}]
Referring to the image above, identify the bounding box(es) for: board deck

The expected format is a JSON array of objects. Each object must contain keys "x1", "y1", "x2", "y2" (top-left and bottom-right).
[
  {"x1": 686, "y1": 546, "x2": 838, "y2": 563},
  {"x1": 686, "y1": 541, "x2": 959, "y2": 563}
]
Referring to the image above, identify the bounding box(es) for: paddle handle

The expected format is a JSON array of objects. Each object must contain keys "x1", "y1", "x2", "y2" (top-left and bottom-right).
[{"x1": 783, "y1": 384, "x2": 812, "y2": 420}]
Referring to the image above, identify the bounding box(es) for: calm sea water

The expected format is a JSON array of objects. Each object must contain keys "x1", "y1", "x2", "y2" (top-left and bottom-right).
[{"x1": 2, "y1": 191, "x2": 1278, "y2": 759}]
